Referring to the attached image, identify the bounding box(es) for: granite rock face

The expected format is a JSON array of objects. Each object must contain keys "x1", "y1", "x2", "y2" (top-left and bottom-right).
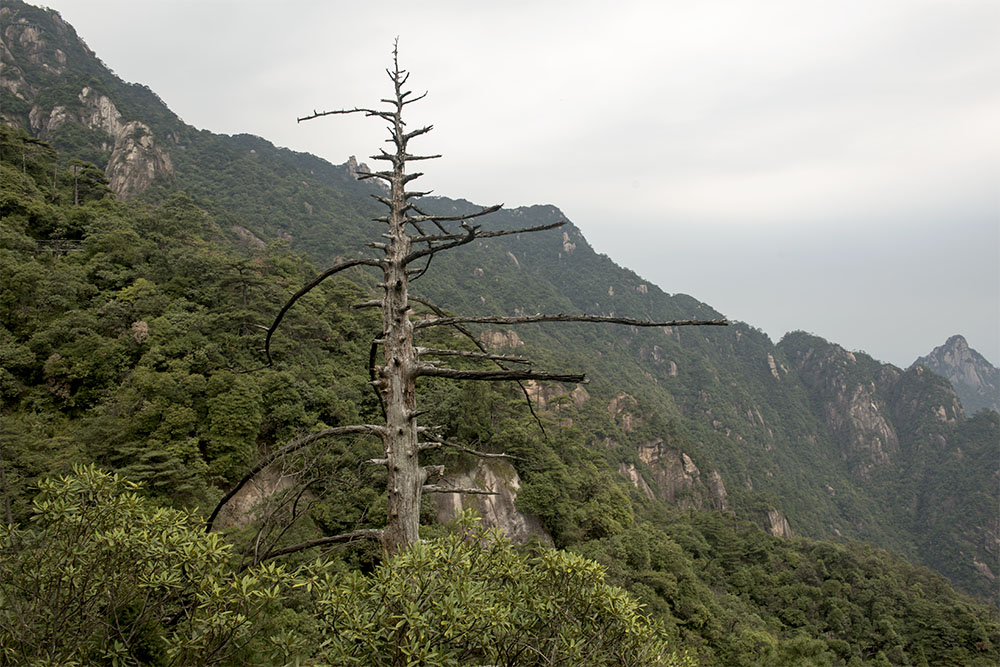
[
  {"x1": 912, "y1": 335, "x2": 999, "y2": 415},
  {"x1": 434, "y1": 459, "x2": 553, "y2": 546},
  {"x1": 1, "y1": 5, "x2": 174, "y2": 198}
]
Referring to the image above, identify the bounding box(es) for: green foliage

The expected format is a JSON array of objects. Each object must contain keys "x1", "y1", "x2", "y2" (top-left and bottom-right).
[
  {"x1": 575, "y1": 512, "x2": 1000, "y2": 666},
  {"x1": 1, "y1": 130, "x2": 382, "y2": 511},
  {"x1": 300, "y1": 513, "x2": 692, "y2": 666},
  {"x1": 0, "y1": 465, "x2": 298, "y2": 666},
  {"x1": 0, "y1": 470, "x2": 687, "y2": 667}
]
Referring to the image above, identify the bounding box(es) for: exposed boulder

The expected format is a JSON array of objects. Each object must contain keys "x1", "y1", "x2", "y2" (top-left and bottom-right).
[{"x1": 434, "y1": 459, "x2": 553, "y2": 546}]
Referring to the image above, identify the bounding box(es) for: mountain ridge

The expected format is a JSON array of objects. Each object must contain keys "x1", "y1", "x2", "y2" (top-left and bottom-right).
[
  {"x1": 2, "y1": 0, "x2": 997, "y2": 605},
  {"x1": 912, "y1": 334, "x2": 1000, "y2": 415}
]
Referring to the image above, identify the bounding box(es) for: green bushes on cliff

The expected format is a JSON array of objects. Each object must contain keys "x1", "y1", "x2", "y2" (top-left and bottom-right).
[{"x1": 1, "y1": 467, "x2": 690, "y2": 666}]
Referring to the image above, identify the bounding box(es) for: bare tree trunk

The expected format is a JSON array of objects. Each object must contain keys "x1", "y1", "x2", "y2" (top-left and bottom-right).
[{"x1": 379, "y1": 102, "x2": 422, "y2": 552}]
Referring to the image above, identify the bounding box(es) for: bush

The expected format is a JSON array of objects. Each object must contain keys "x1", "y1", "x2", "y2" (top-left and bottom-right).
[
  {"x1": 0, "y1": 465, "x2": 295, "y2": 665},
  {"x1": 301, "y1": 513, "x2": 694, "y2": 666}
]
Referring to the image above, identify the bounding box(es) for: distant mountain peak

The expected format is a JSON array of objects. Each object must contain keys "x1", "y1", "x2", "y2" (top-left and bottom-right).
[
  {"x1": 912, "y1": 335, "x2": 999, "y2": 415},
  {"x1": 945, "y1": 334, "x2": 970, "y2": 349}
]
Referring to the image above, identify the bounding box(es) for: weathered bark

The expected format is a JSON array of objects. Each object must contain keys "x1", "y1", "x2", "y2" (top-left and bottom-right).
[
  {"x1": 415, "y1": 365, "x2": 586, "y2": 383},
  {"x1": 378, "y1": 122, "x2": 422, "y2": 551},
  {"x1": 371, "y1": 49, "x2": 441, "y2": 554},
  {"x1": 422, "y1": 485, "x2": 499, "y2": 495},
  {"x1": 415, "y1": 347, "x2": 531, "y2": 364},
  {"x1": 418, "y1": 436, "x2": 521, "y2": 461}
]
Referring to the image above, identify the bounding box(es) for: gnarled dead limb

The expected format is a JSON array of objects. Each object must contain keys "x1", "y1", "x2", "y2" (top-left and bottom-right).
[
  {"x1": 422, "y1": 485, "x2": 499, "y2": 495},
  {"x1": 408, "y1": 220, "x2": 564, "y2": 244},
  {"x1": 259, "y1": 257, "x2": 382, "y2": 367},
  {"x1": 297, "y1": 107, "x2": 392, "y2": 123},
  {"x1": 415, "y1": 364, "x2": 586, "y2": 384},
  {"x1": 415, "y1": 347, "x2": 531, "y2": 364},
  {"x1": 253, "y1": 528, "x2": 384, "y2": 566},
  {"x1": 415, "y1": 313, "x2": 729, "y2": 330},
  {"x1": 407, "y1": 202, "x2": 503, "y2": 225},
  {"x1": 419, "y1": 437, "x2": 521, "y2": 461},
  {"x1": 206, "y1": 424, "x2": 385, "y2": 533}
]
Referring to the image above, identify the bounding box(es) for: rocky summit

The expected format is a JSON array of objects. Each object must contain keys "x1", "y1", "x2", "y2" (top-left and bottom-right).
[{"x1": 912, "y1": 335, "x2": 1000, "y2": 416}]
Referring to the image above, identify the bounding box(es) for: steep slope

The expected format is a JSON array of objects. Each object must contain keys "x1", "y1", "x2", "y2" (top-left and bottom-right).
[
  {"x1": 0, "y1": 0, "x2": 378, "y2": 255},
  {"x1": 912, "y1": 335, "x2": 1000, "y2": 415},
  {"x1": 0, "y1": 1, "x2": 176, "y2": 197},
  {"x1": 3, "y1": 0, "x2": 997, "y2": 602},
  {"x1": 5, "y1": 123, "x2": 999, "y2": 665},
  {"x1": 779, "y1": 331, "x2": 999, "y2": 599}
]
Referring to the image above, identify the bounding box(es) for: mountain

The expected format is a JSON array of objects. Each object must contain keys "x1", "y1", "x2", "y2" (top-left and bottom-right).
[
  {"x1": 779, "y1": 332, "x2": 999, "y2": 597},
  {"x1": 4, "y1": 0, "x2": 997, "y2": 595},
  {"x1": 912, "y1": 335, "x2": 1000, "y2": 415},
  {"x1": 2, "y1": 0, "x2": 998, "y2": 653}
]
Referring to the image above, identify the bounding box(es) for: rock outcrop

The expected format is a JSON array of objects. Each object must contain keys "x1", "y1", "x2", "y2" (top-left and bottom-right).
[
  {"x1": 434, "y1": 459, "x2": 553, "y2": 546},
  {"x1": 781, "y1": 336, "x2": 901, "y2": 478},
  {"x1": 912, "y1": 335, "x2": 999, "y2": 415},
  {"x1": 212, "y1": 466, "x2": 297, "y2": 530},
  {"x1": 1, "y1": 7, "x2": 173, "y2": 199},
  {"x1": 766, "y1": 508, "x2": 794, "y2": 538},
  {"x1": 608, "y1": 392, "x2": 729, "y2": 510},
  {"x1": 481, "y1": 329, "x2": 524, "y2": 350},
  {"x1": 632, "y1": 439, "x2": 729, "y2": 511}
]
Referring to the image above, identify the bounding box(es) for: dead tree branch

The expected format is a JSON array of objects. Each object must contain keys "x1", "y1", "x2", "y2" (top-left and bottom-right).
[
  {"x1": 206, "y1": 425, "x2": 385, "y2": 533},
  {"x1": 422, "y1": 485, "x2": 499, "y2": 495},
  {"x1": 408, "y1": 220, "x2": 564, "y2": 244},
  {"x1": 257, "y1": 257, "x2": 381, "y2": 368},
  {"x1": 297, "y1": 107, "x2": 392, "y2": 123},
  {"x1": 252, "y1": 529, "x2": 385, "y2": 566},
  {"x1": 415, "y1": 365, "x2": 586, "y2": 384},
  {"x1": 406, "y1": 203, "x2": 503, "y2": 225},
  {"x1": 415, "y1": 314, "x2": 729, "y2": 330},
  {"x1": 415, "y1": 347, "x2": 531, "y2": 364},
  {"x1": 419, "y1": 437, "x2": 522, "y2": 461}
]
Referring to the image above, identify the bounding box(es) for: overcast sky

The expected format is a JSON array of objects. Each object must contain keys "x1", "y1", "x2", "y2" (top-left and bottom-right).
[{"x1": 38, "y1": 0, "x2": 999, "y2": 367}]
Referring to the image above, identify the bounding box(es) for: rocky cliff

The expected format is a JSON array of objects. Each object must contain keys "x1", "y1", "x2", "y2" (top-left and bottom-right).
[
  {"x1": 779, "y1": 331, "x2": 998, "y2": 598},
  {"x1": 434, "y1": 459, "x2": 553, "y2": 546},
  {"x1": 912, "y1": 335, "x2": 999, "y2": 415},
  {"x1": 1, "y1": 2, "x2": 174, "y2": 198}
]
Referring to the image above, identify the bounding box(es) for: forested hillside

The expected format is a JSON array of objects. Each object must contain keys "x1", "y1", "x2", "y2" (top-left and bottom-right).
[
  {"x1": 3, "y1": 120, "x2": 997, "y2": 665},
  {"x1": 1, "y1": 2, "x2": 998, "y2": 664}
]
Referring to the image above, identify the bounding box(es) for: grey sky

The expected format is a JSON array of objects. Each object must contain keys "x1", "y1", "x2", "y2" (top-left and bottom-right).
[{"x1": 38, "y1": 0, "x2": 1000, "y2": 367}]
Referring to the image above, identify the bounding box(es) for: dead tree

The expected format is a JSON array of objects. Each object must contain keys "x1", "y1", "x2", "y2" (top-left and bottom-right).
[{"x1": 207, "y1": 45, "x2": 727, "y2": 556}]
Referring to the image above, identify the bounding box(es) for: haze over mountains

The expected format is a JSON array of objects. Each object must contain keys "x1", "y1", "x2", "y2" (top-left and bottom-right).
[
  {"x1": 27, "y1": 0, "x2": 1000, "y2": 370},
  {"x1": 2, "y1": 4, "x2": 999, "y2": 662}
]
